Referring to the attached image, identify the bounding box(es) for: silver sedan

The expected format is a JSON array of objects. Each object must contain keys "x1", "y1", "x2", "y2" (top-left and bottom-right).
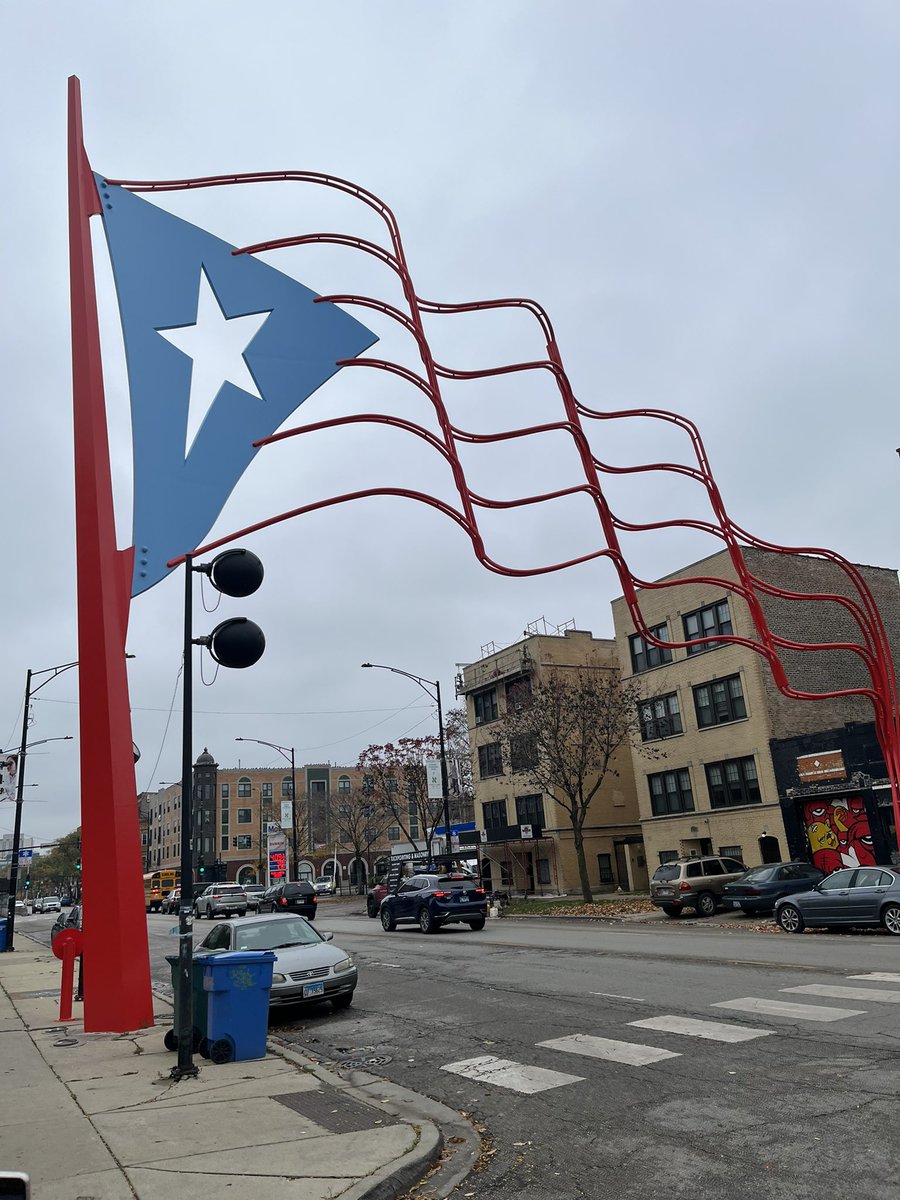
[{"x1": 196, "y1": 914, "x2": 357, "y2": 1009}]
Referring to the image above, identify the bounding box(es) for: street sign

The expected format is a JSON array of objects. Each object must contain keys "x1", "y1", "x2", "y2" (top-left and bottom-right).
[{"x1": 17, "y1": 849, "x2": 33, "y2": 860}]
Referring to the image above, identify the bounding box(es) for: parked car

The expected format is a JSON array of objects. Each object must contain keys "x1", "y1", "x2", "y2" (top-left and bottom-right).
[
  {"x1": 196, "y1": 914, "x2": 356, "y2": 1009},
  {"x1": 34, "y1": 895, "x2": 62, "y2": 914},
  {"x1": 313, "y1": 876, "x2": 336, "y2": 895},
  {"x1": 60, "y1": 895, "x2": 73, "y2": 907},
  {"x1": 650, "y1": 855, "x2": 747, "y2": 917},
  {"x1": 775, "y1": 866, "x2": 900, "y2": 935},
  {"x1": 161, "y1": 888, "x2": 180, "y2": 915},
  {"x1": 14, "y1": 900, "x2": 27, "y2": 916},
  {"x1": 366, "y1": 880, "x2": 389, "y2": 918},
  {"x1": 193, "y1": 884, "x2": 248, "y2": 920},
  {"x1": 242, "y1": 884, "x2": 266, "y2": 912},
  {"x1": 721, "y1": 862, "x2": 826, "y2": 915},
  {"x1": 380, "y1": 873, "x2": 487, "y2": 933},
  {"x1": 259, "y1": 881, "x2": 317, "y2": 919}
]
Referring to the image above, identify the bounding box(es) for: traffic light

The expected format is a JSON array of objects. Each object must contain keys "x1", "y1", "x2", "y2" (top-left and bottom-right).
[
  {"x1": 198, "y1": 857, "x2": 206, "y2": 877},
  {"x1": 75, "y1": 859, "x2": 81, "y2": 871},
  {"x1": 24, "y1": 877, "x2": 30, "y2": 890}
]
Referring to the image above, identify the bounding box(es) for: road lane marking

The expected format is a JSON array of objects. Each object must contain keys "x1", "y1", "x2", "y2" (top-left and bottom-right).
[
  {"x1": 589, "y1": 991, "x2": 646, "y2": 1002},
  {"x1": 713, "y1": 997, "x2": 865, "y2": 1022},
  {"x1": 848, "y1": 973, "x2": 900, "y2": 983},
  {"x1": 441, "y1": 1055, "x2": 583, "y2": 1094},
  {"x1": 628, "y1": 1015, "x2": 774, "y2": 1043},
  {"x1": 537, "y1": 1034, "x2": 680, "y2": 1066},
  {"x1": 782, "y1": 983, "x2": 900, "y2": 1003}
]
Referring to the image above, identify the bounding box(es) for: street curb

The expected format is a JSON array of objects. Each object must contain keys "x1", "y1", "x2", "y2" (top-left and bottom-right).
[{"x1": 269, "y1": 1034, "x2": 480, "y2": 1200}]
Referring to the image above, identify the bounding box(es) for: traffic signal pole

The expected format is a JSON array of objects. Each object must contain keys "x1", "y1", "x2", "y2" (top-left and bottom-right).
[{"x1": 173, "y1": 554, "x2": 198, "y2": 1080}]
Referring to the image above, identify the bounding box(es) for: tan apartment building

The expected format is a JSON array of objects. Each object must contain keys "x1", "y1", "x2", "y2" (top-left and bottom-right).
[
  {"x1": 611, "y1": 548, "x2": 900, "y2": 874},
  {"x1": 457, "y1": 626, "x2": 648, "y2": 895},
  {"x1": 144, "y1": 752, "x2": 377, "y2": 888}
]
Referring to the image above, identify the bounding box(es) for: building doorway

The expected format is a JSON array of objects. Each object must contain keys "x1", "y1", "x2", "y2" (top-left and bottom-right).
[{"x1": 758, "y1": 835, "x2": 781, "y2": 864}]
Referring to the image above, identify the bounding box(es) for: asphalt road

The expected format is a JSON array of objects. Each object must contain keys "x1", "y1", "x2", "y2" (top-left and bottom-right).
[{"x1": 22, "y1": 902, "x2": 900, "y2": 1199}]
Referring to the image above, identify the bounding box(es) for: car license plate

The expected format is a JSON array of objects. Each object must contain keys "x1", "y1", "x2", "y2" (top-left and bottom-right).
[
  {"x1": 657, "y1": 888, "x2": 673, "y2": 896},
  {"x1": 726, "y1": 899, "x2": 741, "y2": 908},
  {"x1": 302, "y1": 981, "x2": 325, "y2": 999}
]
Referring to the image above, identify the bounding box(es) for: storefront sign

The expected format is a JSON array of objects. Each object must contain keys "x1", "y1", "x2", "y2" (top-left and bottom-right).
[{"x1": 796, "y1": 750, "x2": 846, "y2": 781}]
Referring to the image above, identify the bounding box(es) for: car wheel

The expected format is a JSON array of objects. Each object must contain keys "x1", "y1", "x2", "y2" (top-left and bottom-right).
[
  {"x1": 695, "y1": 892, "x2": 717, "y2": 918},
  {"x1": 661, "y1": 905, "x2": 682, "y2": 918},
  {"x1": 777, "y1": 904, "x2": 805, "y2": 934},
  {"x1": 418, "y1": 907, "x2": 437, "y2": 934},
  {"x1": 881, "y1": 903, "x2": 900, "y2": 936},
  {"x1": 367, "y1": 899, "x2": 378, "y2": 918},
  {"x1": 193, "y1": 906, "x2": 200, "y2": 919},
  {"x1": 380, "y1": 906, "x2": 396, "y2": 931},
  {"x1": 332, "y1": 992, "x2": 353, "y2": 1010},
  {"x1": 467, "y1": 917, "x2": 486, "y2": 931}
]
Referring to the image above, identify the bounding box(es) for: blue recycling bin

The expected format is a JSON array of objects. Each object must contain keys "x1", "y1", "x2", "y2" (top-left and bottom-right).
[
  {"x1": 0, "y1": 919, "x2": 7, "y2": 952},
  {"x1": 200, "y1": 951, "x2": 275, "y2": 1064}
]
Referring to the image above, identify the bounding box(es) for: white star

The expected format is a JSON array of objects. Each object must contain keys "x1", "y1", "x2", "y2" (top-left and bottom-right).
[{"x1": 157, "y1": 267, "x2": 271, "y2": 457}]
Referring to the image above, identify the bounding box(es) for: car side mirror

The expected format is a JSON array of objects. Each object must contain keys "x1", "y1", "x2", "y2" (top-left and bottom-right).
[{"x1": 322, "y1": 931, "x2": 334, "y2": 942}]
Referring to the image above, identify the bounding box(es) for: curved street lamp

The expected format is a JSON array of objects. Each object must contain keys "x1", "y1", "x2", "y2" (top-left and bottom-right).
[
  {"x1": 235, "y1": 737, "x2": 299, "y2": 879},
  {"x1": 360, "y1": 662, "x2": 452, "y2": 856}
]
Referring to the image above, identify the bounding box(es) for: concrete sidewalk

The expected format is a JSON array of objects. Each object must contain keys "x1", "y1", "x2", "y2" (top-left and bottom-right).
[{"x1": 0, "y1": 937, "x2": 449, "y2": 1199}]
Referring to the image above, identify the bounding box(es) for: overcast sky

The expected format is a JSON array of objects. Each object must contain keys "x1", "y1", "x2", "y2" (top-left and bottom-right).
[{"x1": 3, "y1": 2, "x2": 898, "y2": 848}]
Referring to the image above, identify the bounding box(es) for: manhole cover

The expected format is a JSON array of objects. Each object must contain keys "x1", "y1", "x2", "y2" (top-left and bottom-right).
[
  {"x1": 274, "y1": 1089, "x2": 396, "y2": 1132},
  {"x1": 337, "y1": 1054, "x2": 393, "y2": 1068}
]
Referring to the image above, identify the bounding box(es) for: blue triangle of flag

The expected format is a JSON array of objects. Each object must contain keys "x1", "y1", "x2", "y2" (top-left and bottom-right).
[{"x1": 95, "y1": 175, "x2": 378, "y2": 595}]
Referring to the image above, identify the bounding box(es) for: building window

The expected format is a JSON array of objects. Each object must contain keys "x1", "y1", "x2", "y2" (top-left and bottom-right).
[
  {"x1": 648, "y1": 769, "x2": 695, "y2": 816},
  {"x1": 220, "y1": 835, "x2": 228, "y2": 851},
  {"x1": 505, "y1": 676, "x2": 532, "y2": 713},
  {"x1": 362, "y1": 775, "x2": 375, "y2": 795},
  {"x1": 515, "y1": 794, "x2": 544, "y2": 827},
  {"x1": 693, "y1": 674, "x2": 747, "y2": 728},
  {"x1": 629, "y1": 624, "x2": 673, "y2": 674},
  {"x1": 478, "y1": 742, "x2": 503, "y2": 778},
  {"x1": 719, "y1": 845, "x2": 743, "y2": 860},
  {"x1": 261, "y1": 782, "x2": 273, "y2": 800},
  {"x1": 237, "y1": 777, "x2": 252, "y2": 798},
  {"x1": 510, "y1": 734, "x2": 538, "y2": 773},
  {"x1": 385, "y1": 776, "x2": 398, "y2": 793},
  {"x1": 387, "y1": 826, "x2": 401, "y2": 841},
  {"x1": 597, "y1": 854, "x2": 614, "y2": 884},
  {"x1": 235, "y1": 834, "x2": 252, "y2": 850},
  {"x1": 338, "y1": 775, "x2": 351, "y2": 793},
  {"x1": 706, "y1": 757, "x2": 761, "y2": 808},
  {"x1": 473, "y1": 688, "x2": 499, "y2": 725},
  {"x1": 482, "y1": 799, "x2": 508, "y2": 831},
  {"x1": 237, "y1": 808, "x2": 252, "y2": 824},
  {"x1": 220, "y1": 783, "x2": 229, "y2": 800},
  {"x1": 280, "y1": 776, "x2": 292, "y2": 797},
  {"x1": 658, "y1": 849, "x2": 679, "y2": 864},
  {"x1": 639, "y1": 693, "x2": 683, "y2": 741},
  {"x1": 538, "y1": 858, "x2": 551, "y2": 885},
  {"x1": 683, "y1": 600, "x2": 733, "y2": 655}
]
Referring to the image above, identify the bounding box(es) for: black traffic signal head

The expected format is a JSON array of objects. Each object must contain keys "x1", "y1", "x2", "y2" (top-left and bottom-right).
[
  {"x1": 204, "y1": 617, "x2": 266, "y2": 669},
  {"x1": 207, "y1": 549, "x2": 264, "y2": 598}
]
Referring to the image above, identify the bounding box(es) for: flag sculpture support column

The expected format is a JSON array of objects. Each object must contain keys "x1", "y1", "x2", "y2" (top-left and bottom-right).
[{"x1": 68, "y1": 75, "x2": 153, "y2": 1033}]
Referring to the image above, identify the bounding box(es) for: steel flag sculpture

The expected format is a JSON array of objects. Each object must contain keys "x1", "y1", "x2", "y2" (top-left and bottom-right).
[{"x1": 68, "y1": 77, "x2": 898, "y2": 1029}]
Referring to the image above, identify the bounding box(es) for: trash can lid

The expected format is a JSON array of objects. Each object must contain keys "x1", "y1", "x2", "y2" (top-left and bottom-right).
[{"x1": 201, "y1": 951, "x2": 276, "y2": 966}]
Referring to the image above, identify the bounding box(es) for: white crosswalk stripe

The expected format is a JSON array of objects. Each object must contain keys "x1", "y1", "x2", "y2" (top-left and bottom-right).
[
  {"x1": 713, "y1": 997, "x2": 865, "y2": 1022},
  {"x1": 782, "y1": 983, "x2": 900, "y2": 1003},
  {"x1": 628, "y1": 1015, "x2": 774, "y2": 1043},
  {"x1": 848, "y1": 972, "x2": 900, "y2": 984},
  {"x1": 441, "y1": 1055, "x2": 583, "y2": 1094},
  {"x1": 537, "y1": 1034, "x2": 680, "y2": 1065}
]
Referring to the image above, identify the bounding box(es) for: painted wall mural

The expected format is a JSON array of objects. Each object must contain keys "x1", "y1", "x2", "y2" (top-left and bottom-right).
[{"x1": 803, "y1": 797, "x2": 875, "y2": 872}]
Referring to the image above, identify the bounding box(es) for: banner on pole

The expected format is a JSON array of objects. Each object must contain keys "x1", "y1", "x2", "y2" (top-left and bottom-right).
[
  {"x1": 425, "y1": 759, "x2": 442, "y2": 800},
  {"x1": 0, "y1": 754, "x2": 18, "y2": 804},
  {"x1": 280, "y1": 801, "x2": 293, "y2": 830}
]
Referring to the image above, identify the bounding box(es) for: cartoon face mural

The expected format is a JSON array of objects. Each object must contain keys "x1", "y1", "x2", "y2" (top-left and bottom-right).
[{"x1": 803, "y1": 797, "x2": 875, "y2": 872}]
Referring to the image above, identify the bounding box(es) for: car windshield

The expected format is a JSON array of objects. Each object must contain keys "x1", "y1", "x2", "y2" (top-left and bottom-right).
[
  {"x1": 652, "y1": 866, "x2": 680, "y2": 882},
  {"x1": 44, "y1": 896, "x2": 60, "y2": 903},
  {"x1": 437, "y1": 876, "x2": 479, "y2": 888},
  {"x1": 284, "y1": 884, "x2": 312, "y2": 896},
  {"x1": 740, "y1": 867, "x2": 777, "y2": 882},
  {"x1": 234, "y1": 919, "x2": 323, "y2": 951}
]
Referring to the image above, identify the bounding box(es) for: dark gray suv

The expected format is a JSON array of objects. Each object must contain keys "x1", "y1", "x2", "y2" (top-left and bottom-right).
[{"x1": 650, "y1": 855, "x2": 747, "y2": 917}]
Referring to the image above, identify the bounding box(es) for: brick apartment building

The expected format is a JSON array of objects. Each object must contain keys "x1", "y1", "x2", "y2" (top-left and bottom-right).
[
  {"x1": 611, "y1": 548, "x2": 900, "y2": 874},
  {"x1": 457, "y1": 627, "x2": 648, "y2": 895}
]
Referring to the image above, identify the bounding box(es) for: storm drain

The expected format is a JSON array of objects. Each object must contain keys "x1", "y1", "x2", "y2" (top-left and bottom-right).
[
  {"x1": 274, "y1": 1089, "x2": 398, "y2": 1133},
  {"x1": 337, "y1": 1053, "x2": 393, "y2": 1069}
]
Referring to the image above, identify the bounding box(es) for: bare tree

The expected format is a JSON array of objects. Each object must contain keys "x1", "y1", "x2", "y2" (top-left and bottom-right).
[
  {"x1": 498, "y1": 669, "x2": 655, "y2": 902},
  {"x1": 357, "y1": 736, "x2": 444, "y2": 853},
  {"x1": 328, "y1": 788, "x2": 395, "y2": 892},
  {"x1": 444, "y1": 706, "x2": 474, "y2": 826}
]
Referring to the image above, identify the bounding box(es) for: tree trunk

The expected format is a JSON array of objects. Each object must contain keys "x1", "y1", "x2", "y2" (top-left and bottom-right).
[{"x1": 573, "y1": 824, "x2": 592, "y2": 903}]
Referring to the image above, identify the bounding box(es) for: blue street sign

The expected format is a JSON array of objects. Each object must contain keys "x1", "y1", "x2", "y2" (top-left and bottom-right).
[{"x1": 17, "y1": 849, "x2": 33, "y2": 860}]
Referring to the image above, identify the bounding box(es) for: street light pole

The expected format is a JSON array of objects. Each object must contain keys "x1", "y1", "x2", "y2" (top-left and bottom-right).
[
  {"x1": 235, "y1": 738, "x2": 299, "y2": 879},
  {"x1": 4, "y1": 662, "x2": 76, "y2": 951},
  {"x1": 360, "y1": 663, "x2": 453, "y2": 857}
]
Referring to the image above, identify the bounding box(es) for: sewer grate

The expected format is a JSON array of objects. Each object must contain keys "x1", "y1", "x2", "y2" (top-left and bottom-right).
[
  {"x1": 274, "y1": 1089, "x2": 397, "y2": 1133},
  {"x1": 337, "y1": 1054, "x2": 393, "y2": 1068},
  {"x1": 11, "y1": 990, "x2": 60, "y2": 999}
]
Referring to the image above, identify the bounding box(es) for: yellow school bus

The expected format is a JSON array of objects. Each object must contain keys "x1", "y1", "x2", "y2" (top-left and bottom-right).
[{"x1": 143, "y1": 870, "x2": 178, "y2": 913}]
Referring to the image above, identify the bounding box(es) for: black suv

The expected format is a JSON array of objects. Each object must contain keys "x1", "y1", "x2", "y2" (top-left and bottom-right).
[
  {"x1": 380, "y1": 873, "x2": 487, "y2": 934},
  {"x1": 258, "y1": 881, "x2": 317, "y2": 920}
]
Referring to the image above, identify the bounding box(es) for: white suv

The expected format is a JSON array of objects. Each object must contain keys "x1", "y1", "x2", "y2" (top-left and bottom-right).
[{"x1": 193, "y1": 884, "x2": 248, "y2": 920}]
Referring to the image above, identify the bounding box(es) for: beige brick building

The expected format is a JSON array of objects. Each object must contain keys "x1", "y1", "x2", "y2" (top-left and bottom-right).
[
  {"x1": 610, "y1": 548, "x2": 900, "y2": 873},
  {"x1": 457, "y1": 627, "x2": 648, "y2": 895}
]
